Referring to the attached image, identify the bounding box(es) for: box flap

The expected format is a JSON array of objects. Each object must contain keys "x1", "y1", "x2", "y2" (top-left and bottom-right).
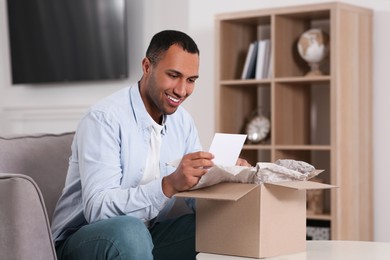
[
  {"x1": 310, "y1": 169, "x2": 325, "y2": 176},
  {"x1": 265, "y1": 180, "x2": 337, "y2": 190},
  {"x1": 175, "y1": 182, "x2": 258, "y2": 201}
]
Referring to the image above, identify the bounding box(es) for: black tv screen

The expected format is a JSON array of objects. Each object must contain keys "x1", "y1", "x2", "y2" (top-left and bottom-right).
[{"x1": 7, "y1": 0, "x2": 128, "y2": 84}]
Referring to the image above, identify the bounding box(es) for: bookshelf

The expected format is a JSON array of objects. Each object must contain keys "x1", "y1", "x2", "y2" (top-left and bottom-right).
[{"x1": 215, "y1": 2, "x2": 372, "y2": 240}]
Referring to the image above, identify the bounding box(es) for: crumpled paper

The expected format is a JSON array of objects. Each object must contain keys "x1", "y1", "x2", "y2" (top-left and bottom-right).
[
  {"x1": 255, "y1": 159, "x2": 319, "y2": 184},
  {"x1": 188, "y1": 159, "x2": 320, "y2": 190},
  {"x1": 191, "y1": 165, "x2": 258, "y2": 190}
]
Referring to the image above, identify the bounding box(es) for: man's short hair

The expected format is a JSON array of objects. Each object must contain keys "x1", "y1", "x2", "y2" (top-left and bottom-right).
[{"x1": 146, "y1": 30, "x2": 199, "y2": 65}]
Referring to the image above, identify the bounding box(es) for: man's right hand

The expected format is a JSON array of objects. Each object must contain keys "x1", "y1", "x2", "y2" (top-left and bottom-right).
[{"x1": 162, "y1": 151, "x2": 214, "y2": 197}]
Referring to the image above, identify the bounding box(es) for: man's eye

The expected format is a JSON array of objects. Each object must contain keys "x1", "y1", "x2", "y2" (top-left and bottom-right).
[
  {"x1": 188, "y1": 78, "x2": 196, "y2": 83},
  {"x1": 169, "y1": 74, "x2": 179, "y2": 78}
]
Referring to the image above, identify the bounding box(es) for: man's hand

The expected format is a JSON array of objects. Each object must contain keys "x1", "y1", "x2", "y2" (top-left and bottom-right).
[
  {"x1": 162, "y1": 151, "x2": 214, "y2": 197},
  {"x1": 236, "y1": 158, "x2": 251, "y2": 167}
]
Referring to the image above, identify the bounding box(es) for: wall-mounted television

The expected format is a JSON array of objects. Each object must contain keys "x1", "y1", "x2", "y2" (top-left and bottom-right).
[{"x1": 6, "y1": 0, "x2": 128, "y2": 84}]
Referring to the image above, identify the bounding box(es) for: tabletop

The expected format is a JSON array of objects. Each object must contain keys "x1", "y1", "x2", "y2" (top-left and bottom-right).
[{"x1": 196, "y1": 240, "x2": 390, "y2": 260}]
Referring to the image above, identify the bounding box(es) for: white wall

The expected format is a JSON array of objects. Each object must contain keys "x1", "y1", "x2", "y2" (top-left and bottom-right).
[{"x1": 0, "y1": 0, "x2": 389, "y2": 242}]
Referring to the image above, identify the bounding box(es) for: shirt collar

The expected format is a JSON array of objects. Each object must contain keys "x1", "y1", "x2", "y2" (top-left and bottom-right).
[{"x1": 130, "y1": 82, "x2": 168, "y2": 135}]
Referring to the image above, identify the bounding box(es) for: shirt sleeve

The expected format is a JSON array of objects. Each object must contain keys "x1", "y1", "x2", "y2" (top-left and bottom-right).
[{"x1": 76, "y1": 110, "x2": 170, "y2": 224}]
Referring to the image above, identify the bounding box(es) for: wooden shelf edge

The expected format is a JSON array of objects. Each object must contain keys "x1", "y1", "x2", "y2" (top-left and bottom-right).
[
  {"x1": 219, "y1": 76, "x2": 330, "y2": 86},
  {"x1": 242, "y1": 145, "x2": 331, "y2": 150},
  {"x1": 220, "y1": 79, "x2": 271, "y2": 85},
  {"x1": 274, "y1": 145, "x2": 331, "y2": 150},
  {"x1": 307, "y1": 213, "x2": 332, "y2": 221},
  {"x1": 243, "y1": 144, "x2": 272, "y2": 150},
  {"x1": 274, "y1": 76, "x2": 330, "y2": 83}
]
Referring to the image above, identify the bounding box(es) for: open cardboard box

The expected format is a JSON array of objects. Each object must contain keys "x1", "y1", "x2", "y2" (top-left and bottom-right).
[{"x1": 176, "y1": 176, "x2": 335, "y2": 258}]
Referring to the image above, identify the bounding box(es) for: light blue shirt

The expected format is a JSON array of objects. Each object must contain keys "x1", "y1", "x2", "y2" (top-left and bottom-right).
[{"x1": 51, "y1": 83, "x2": 202, "y2": 243}]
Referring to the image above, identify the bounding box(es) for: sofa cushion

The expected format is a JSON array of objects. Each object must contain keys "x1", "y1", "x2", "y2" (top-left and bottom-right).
[{"x1": 0, "y1": 132, "x2": 74, "y2": 223}]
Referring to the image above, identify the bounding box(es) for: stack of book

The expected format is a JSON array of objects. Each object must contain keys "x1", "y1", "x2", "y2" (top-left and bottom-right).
[{"x1": 241, "y1": 39, "x2": 271, "y2": 80}]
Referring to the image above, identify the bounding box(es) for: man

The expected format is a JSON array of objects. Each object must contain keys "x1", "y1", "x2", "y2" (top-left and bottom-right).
[{"x1": 52, "y1": 30, "x2": 248, "y2": 260}]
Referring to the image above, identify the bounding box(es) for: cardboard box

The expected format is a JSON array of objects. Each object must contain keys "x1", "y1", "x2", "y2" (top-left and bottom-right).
[{"x1": 176, "y1": 179, "x2": 335, "y2": 258}]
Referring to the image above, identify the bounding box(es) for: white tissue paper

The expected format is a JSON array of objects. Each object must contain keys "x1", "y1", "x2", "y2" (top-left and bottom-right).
[
  {"x1": 188, "y1": 159, "x2": 321, "y2": 190},
  {"x1": 255, "y1": 159, "x2": 319, "y2": 184},
  {"x1": 191, "y1": 165, "x2": 258, "y2": 190}
]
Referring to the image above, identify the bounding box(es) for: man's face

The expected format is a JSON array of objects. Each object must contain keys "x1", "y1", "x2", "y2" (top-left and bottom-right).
[{"x1": 141, "y1": 44, "x2": 199, "y2": 122}]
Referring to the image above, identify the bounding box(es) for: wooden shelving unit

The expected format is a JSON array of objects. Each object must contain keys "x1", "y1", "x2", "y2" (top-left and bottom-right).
[{"x1": 215, "y1": 2, "x2": 372, "y2": 240}]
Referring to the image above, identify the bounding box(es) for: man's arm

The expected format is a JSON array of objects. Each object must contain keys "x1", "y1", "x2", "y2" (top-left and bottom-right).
[
  {"x1": 162, "y1": 151, "x2": 214, "y2": 198},
  {"x1": 77, "y1": 110, "x2": 169, "y2": 223}
]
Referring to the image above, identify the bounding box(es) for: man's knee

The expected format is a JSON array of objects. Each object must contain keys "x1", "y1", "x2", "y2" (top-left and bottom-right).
[
  {"x1": 101, "y1": 216, "x2": 154, "y2": 258},
  {"x1": 57, "y1": 216, "x2": 154, "y2": 260}
]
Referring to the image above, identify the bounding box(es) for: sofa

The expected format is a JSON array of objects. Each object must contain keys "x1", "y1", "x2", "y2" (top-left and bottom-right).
[
  {"x1": 0, "y1": 132, "x2": 74, "y2": 260},
  {"x1": 0, "y1": 131, "x2": 191, "y2": 260}
]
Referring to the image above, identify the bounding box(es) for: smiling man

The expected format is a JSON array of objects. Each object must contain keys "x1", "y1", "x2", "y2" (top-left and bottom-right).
[{"x1": 51, "y1": 30, "x2": 218, "y2": 260}]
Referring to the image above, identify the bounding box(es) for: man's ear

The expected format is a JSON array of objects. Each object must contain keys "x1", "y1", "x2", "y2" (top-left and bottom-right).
[{"x1": 142, "y1": 57, "x2": 152, "y2": 74}]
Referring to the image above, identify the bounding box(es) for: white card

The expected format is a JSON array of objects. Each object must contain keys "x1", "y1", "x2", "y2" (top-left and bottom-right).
[{"x1": 208, "y1": 133, "x2": 247, "y2": 166}]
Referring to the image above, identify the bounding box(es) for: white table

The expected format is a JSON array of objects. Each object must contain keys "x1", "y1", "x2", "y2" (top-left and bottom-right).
[{"x1": 196, "y1": 240, "x2": 390, "y2": 260}]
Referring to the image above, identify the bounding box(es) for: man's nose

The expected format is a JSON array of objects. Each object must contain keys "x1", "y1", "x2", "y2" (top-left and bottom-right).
[{"x1": 174, "y1": 79, "x2": 187, "y2": 97}]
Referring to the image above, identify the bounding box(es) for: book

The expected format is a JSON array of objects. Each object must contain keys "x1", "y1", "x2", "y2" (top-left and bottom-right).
[
  {"x1": 255, "y1": 39, "x2": 271, "y2": 79},
  {"x1": 241, "y1": 42, "x2": 254, "y2": 79},
  {"x1": 267, "y1": 53, "x2": 273, "y2": 78},
  {"x1": 262, "y1": 39, "x2": 271, "y2": 79},
  {"x1": 256, "y1": 24, "x2": 271, "y2": 79},
  {"x1": 241, "y1": 41, "x2": 258, "y2": 79},
  {"x1": 255, "y1": 40, "x2": 266, "y2": 79}
]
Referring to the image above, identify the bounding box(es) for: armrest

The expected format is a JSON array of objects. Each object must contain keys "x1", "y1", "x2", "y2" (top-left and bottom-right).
[{"x1": 0, "y1": 173, "x2": 57, "y2": 260}]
